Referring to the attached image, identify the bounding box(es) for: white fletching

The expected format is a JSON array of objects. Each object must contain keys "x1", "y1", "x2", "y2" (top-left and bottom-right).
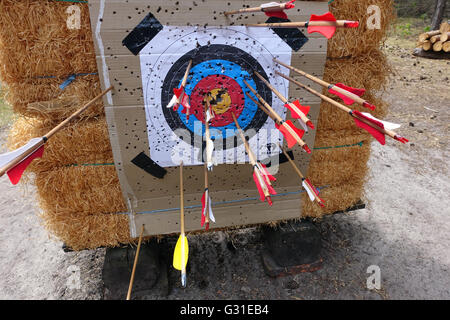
[
  {"x1": 166, "y1": 94, "x2": 178, "y2": 109},
  {"x1": 261, "y1": 2, "x2": 280, "y2": 9},
  {"x1": 0, "y1": 137, "x2": 43, "y2": 168},
  {"x1": 302, "y1": 180, "x2": 316, "y2": 202},
  {"x1": 207, "y1": 193, "x2": 215, "y2": 223},
  {"x1": 361, "y1": 112, "x2": 401, "y2": 130}
]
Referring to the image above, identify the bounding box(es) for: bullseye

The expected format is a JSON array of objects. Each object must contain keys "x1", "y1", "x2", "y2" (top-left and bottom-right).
[{"x1": 206, "y1": 89, "x2": 231, "y2": 115}]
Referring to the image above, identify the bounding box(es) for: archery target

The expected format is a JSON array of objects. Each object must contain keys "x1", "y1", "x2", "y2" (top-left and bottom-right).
[{"x1": 139, "y1": 26, "x2": 292, "y2": 167}]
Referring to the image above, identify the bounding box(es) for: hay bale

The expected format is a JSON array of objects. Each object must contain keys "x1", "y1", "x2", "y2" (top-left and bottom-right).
[
  {"x1": 7, "y1": 116, "x2": 112, "y2": 173},
  {"x1": 35, "y1": 165, "x2": 126, "y2": 218},
  {"x1": 302, "y1": 180, "x2": 366, "y2": 218},
  {"x1": 42, "y1": 210, "x2": 131, "y2": 251},
  {"x1": 328, "y1": 0, "x2": 395, "y2": 58},
  {"x1": 0, "y1": 0, "x2": 96, "y2": 84},
  {"x1": 3, "y1": 75, "x2": 104, "y2": 121}
]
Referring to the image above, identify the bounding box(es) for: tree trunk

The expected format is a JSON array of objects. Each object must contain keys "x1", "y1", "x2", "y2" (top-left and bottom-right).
[{"x1": 431, "y1": 0, "x2": 447, "y2": 30}]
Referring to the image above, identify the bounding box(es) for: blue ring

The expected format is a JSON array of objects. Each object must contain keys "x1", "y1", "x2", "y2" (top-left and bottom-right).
[{"x1": 177, "y1": 59, "x2": 258, "y2": 139}]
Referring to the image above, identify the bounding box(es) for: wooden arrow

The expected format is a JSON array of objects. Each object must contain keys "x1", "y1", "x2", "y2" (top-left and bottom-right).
[
  {"x1": 126, "y1": 224, "x2": 145, "y2": 300},
  {"x1": 246, "y1": 12, "x2": 359, "y2": 39},
  {"x1": 224, "y1": 1, "x2": 295, "y2": 16},
  {"x1": 167, "y1": 60, "x2": 193, "y2": 118},
  {"x1": 231, "y1": 113, "x2": 276, "y2": 205},
  {"x1": 273, "y1": 58, "x2": 375, "y2": 110},
  {"x1": 0, "y1": 86, "x2": 114, "y2": 185},
  {"x1": 173, "y1": 162, "x2": 189, "y2": 287},
  {"x1": 243, "y1": 79, "x2": 310, "y2": 153},
  {"x1": 278, "y1": 143, "x2": 324, "y2": 207},
  {"x1": 276, "y1": 71, "x2": 408, "y2": 145},
  {"x1": 253, "y1": 70, "x2": 314, "y2": 130}
]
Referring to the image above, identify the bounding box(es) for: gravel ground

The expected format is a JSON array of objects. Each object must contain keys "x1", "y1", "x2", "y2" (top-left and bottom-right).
[{"x1": 0, "y1": 38, "x2": 448, "y2": 300}]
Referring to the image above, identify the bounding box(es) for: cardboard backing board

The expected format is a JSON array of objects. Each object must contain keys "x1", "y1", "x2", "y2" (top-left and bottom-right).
[{"x1": 88, "y1": 0, "x2": 328, "y2": 238}]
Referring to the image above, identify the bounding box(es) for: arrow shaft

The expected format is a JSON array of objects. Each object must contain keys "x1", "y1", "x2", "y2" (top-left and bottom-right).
[
  {"x1": 244, "y1": 79, "x2": 306, "y2": 148},
  {"x1": 0, "y1": 86, "x2": 113, "y2": 178},
  {"x1": 247, "y1": 20, "x2": 350, "y2": 28},
  {"x1": 274, "y1": 58, "x2": 368, "y2": 107},
  {"x1": 224, "y1": 3, "x2": 287, "y2": 15},
  {"x1": 231, "y1": 113, "x2": 257, "y2": 166},
  {"x1": 126, "y1": 224, "x2": 145, "y2": 300},
  {"x1": 279, "y1": 71, "x2": 404, "y2": 141},
  {"x1": 276, "y1": 71, "x2": 351, "y2": 113},
  {"x1": 181, "y1": 60, "x2": 193, "y2": 88},
  {"x1": 45, "y1": 86, "x2": 114, "y2": 139},
  {"x1": 243, "y1": 79, "x2": 283, "y2": 123},
  {"x1": 278, "y1": 143, "x2": 304, "y2": 180}
]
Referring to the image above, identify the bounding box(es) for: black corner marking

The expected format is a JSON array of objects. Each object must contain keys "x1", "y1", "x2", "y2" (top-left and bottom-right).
[
  {"x1": 262, "y1": 150, "x2": 294, "y2": 168},
  {"x1": 131, "y1": 152, "x2": 167, "y2": 179},
  {"x1": 122, "y1": 12, "x2": 163, "y2": 55},
  {"x1": 266, "y1": 17, "x2": 309, "y2": 52}
]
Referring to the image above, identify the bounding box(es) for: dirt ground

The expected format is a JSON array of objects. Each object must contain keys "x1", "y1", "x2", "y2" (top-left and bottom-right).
[{"x1": 0, "y1": 31, "x2": 449, "y2": 300}]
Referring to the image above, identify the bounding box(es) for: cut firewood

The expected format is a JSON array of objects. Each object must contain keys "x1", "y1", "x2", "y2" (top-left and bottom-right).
[
  {"x1": 419, "y1": 30, "x2": 441, "y2": 42},
  {"x1": 422, "y1": 40, "x2": 432, "y2": 51},
  {"x1": 440, "y1": 22, "x2": 450, "y2": 34},
  {"x1": 440, "y1": 32, "x2": 450, "y2": 42},
  {"x1": 433, "y1": 40, "x2": 443, "y2": 52},
  {"x1": 430, "y1": 35, "x2": 440, "y2": 44},
  {"x1": 442, "y1": 41, "x2": 450, "y2": 52}
]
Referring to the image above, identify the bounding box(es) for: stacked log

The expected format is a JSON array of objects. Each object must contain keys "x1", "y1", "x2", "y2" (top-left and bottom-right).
[{"x1": 417, "y1": 22, "x2": 450, "y2": 52}]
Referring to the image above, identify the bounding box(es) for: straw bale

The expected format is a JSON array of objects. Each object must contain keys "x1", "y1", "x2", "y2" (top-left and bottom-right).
[
  {"x1": 7, "y1": 116, "x2": 112, "y2": 174},
  {"x1": 3, "y1": 74, "x2": 104, "y2": 121},
  {"x1": 328, "y1": 0, "x2": 395, "y2": 58},
  {"x1": 35, "y1": 165, "x2": 126, "y2": 218},
  {"x1": 0, "y1": 0, "x2": 96, "y2": 84},
  {"x1": 41, "y1": 209, "x2": 131, "y2": 251},
  {"x1": 302, "y1": 179, "x2": 367, "y2": 218}
]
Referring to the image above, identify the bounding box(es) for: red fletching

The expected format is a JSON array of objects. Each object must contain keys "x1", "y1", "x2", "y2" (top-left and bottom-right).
[
  {"x1": 302, "y1": 144, "x2": 311, "y2": 154},
  {"x1": 259, "y1": 162, "x2": 276, "y2": 182},
  {"x1": 306, "y1": 121, "x2": 315, "y2": 129},
  {"x1": 201, "y1": 192, "x2": 206, "y2": 227},
  {"x1": 285, "y1": 0, "x2": 296, "y2": 9},
  {"x1": 329, "y1": 83, "x2": 366, "y2": 106},
  {"x1": 253, "y1": 171, "x2": 266, "y2": 203},
  {"x1": 352, "y1": 110, "x2": 385, "y2": 145},
  {"x1": 344, "y1": 21, "x2": 359, "y2": 28},
  {"x1": 308, "y1": 11, "x2": 337, "y2": 39},
  {"x1": 284, "y1": 100, "x2": 310, "y2": 119},
  {"x1": 7, "y1": 145, "x2": 44, "y2": 185},
  {"x1": 276, "y1": 121, "x2": 305, "y2": 149},
  {"x1": 394, "y1": 135, "x2": 409, "y2": 144},
  {"x1": 173, "y1": 86, "x2": 184, "y2": 98},
  {"x1": 362, "y1": 101, "x2": 376, "y2": 110},
  {"x1": 265, "y1": 11, "x2": 288, "y2": 19},
  {"x1": 305, "y1": 178, "x2": 325, "y2": 207},
  {"x1": 253, "y1": 167, "x2": 276, "y2": 206}
]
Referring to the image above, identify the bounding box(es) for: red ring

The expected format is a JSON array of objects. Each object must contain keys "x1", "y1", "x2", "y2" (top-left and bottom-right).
[{"x1": 189, "y1": 74, "x2": 245, "y2": 127}]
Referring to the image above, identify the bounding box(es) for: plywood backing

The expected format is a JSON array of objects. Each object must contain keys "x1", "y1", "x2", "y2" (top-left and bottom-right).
[{"x1": 88, "y1": 0, "x2": 328, "y2": 237}]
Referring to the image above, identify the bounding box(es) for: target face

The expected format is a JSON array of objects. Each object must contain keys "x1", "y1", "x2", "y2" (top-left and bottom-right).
[{"x1": 140, "y1": 26, "x2": 292, "y2": 167}]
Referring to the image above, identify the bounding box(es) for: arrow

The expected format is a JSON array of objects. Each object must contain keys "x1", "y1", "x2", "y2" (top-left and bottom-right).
[
  {"x1": 278, "y1": 143, "x2": 325, "y2": 207},
  {"x1": 224, "y1": 1, "x2": 296, "y2": 19},
  {"x1": 246, "y1": 11, "x2": 359, "y2": 39},
  {"x1": 173, "y1": 162, "x2": 189, "y2": 287},
  {"x1": 243, "y1": 79, "x2": 311, "y2": 153},
  {"x1": 201, "y1": 163, "x2": 215, "y2": 230},
  {"x1": 253, "y1": 70, "x2": 314, "y2": 131},
  {"x1": 276, "y1": 71, "x2": 409, "y2": 145},
  {"x1": 126, "y1": 224, "x2": 145, "y2": 300},
  {"x1": 167, "y1": 60, "x2": 193, "y2": 121},
  {"x1": 231, "y1": 113, "x2": 276, "y2": 206},
  {"x1": 204, "y1": 96, "x2": 216, "y2": 171},
  {"x1": 0, "y1": 86, "x2": 114, "y2": 185},
  {"x1": 273, "y1": 58, "x2": 375, "y2": 110}
]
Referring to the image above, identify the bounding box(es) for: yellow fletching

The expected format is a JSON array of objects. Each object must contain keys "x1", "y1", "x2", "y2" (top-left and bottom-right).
[{"x1": 173, "y1": 234, "x2": 189, "y2": 270}]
